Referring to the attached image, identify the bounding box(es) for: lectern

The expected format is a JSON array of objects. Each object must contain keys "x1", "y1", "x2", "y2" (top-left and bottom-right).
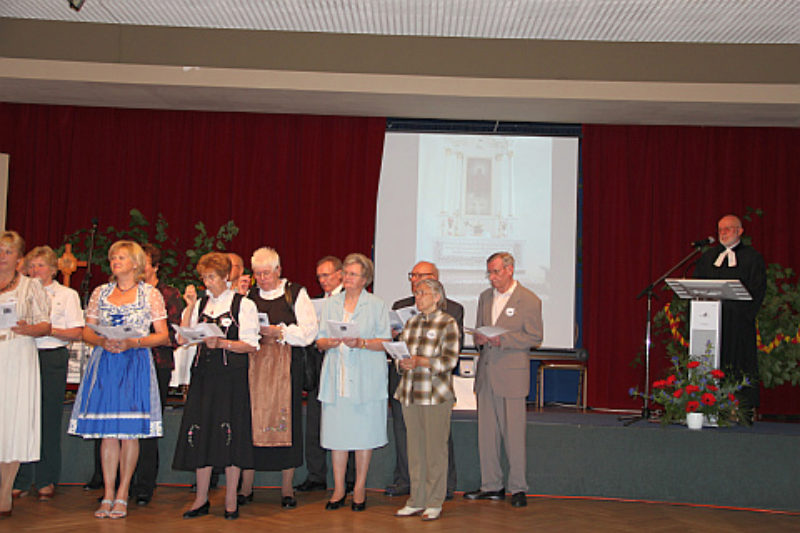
[{"x1": 664, "y1": 279, "x2": 752, "y2": 368}]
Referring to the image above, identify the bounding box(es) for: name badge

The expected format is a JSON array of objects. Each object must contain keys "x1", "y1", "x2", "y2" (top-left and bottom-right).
[
  {"x1": 426, "y1": 330, "x2": 437, "y2": 340},
  {"x1": 505, "y1": 307, "x2": 515, "y2": 317}
]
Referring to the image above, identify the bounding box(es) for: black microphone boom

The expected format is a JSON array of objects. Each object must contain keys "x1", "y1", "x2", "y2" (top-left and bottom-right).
[{"x1": 690, "y1": 236, "x2": 715, "y2": 248}]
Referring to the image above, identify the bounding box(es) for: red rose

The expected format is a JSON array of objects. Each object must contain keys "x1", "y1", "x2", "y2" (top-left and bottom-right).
[
  {"x1": 686, "y1": 401, "x2": 700, "y2": 412},
  {"x1": 653, "y1": 380, "x2": 665, "y2": 389},
  {"x1": 701, "y1": 393, "x2": 716, "y2": 406},
  {"x1": 685, "y1": 385, "x2": 700, "y2": 394},
  {"x1": 666, "y1": 374, "x2": 677, "y2": 385},
  {"x1": 687, "y1": 361, "x2": 700, "y2": 369},
  {"x1": 728, "y1": 393, "x2": 736, "y2": 402},
  {"x1": 711, "y1": 369, "x2": 725, "y2": 379},
  {"x1": 706, "y1": 385, "x2": 718, "y2": 392},
  {"x1": 673, "y1": 388, "x2": 684, "y2": 399}
]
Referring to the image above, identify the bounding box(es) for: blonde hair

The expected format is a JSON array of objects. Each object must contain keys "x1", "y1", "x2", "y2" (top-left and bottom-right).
[
  {"x1": 108, "y1": 240, "x2": 147, "y2": 282},
  {"x1": 0, "y1": 230, "x2": 25, "y2": 258},
  {"x1": 26, "y1": 246, "x2": 59, "y2": 279}
]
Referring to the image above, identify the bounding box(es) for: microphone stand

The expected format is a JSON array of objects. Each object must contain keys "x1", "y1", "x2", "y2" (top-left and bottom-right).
[
  {"x1": 80, "y1": 218, "x2": 99, "y2": 308},
  {"x1": 619, "y1": 245, "x2": 705, "y2": 426}
]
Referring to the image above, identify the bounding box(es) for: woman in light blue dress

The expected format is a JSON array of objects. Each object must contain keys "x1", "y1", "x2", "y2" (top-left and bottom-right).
[
  {"x1": 69, "y1": 241, "x2": 168, "y2": 519},
  {"x1": 316, "y1": 253, "x2": 390, "y2": 512}
]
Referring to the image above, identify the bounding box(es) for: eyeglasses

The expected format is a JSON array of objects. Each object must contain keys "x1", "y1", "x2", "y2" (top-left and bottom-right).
[
  {"x1": 718, "y1": 225, "x2": 741, "y2": 233},
  {"x1": 413, "y1": 290, "x2": 434, "y2": 297},
  {"x1": 253, "y1": 269, "x2": 276, "y2": 278},
  {"x1": 317, "y1": 272, "x2": 337, "y2": 280},
  {"x1": 343, "y1": 270, "x2": 364, "y2": 278},
  {"x1": 485, "y1": 268, "x2": 505, "y2": 278},
  {"x1": 408, "y1": 272, "x2": 435, "y2": 281}
]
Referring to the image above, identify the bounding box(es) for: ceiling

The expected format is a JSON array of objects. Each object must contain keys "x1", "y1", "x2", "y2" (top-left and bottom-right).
[
  {"x1": 1, "y1": 0, "x2": 798, "y2": 127},
  {"x1": 2, "y1": 0, "x2": 798, "y2": 43}
]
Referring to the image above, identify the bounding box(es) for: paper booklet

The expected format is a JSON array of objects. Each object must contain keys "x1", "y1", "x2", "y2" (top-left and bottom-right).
[
  {"x1": 172, "y1": 322, "x2": 225, "y2": 344},
  {"x1": 89, "y1": 323, "x2": 141, "y2": 340},
  {"x1": 326, "y1": 320, "x2": 360, "y2": 339},
  {"x1": 382, "y1": 341, "x2": 411, "y2": 360},
  {"x1": 0, "y1": 301, "x2": 18, "y2": 330},
  {"x1": 464, "y1": 326, "x2": 509, "y2": 338},
  {"x1": 389, "y1": 305, "x2": 419, "y2": 330}
]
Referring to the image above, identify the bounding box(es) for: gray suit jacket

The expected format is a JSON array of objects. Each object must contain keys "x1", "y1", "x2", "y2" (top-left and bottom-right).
[{"x1": 475, "y1": 282, "x2": 543, "y2": 398}]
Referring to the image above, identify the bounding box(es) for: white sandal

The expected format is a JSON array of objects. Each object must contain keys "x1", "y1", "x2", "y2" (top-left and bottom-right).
[
  {"x1": 94, "y1": 499, "x2": 113, "y2": 519},
  {"x1": 109, "y1": 499, "x2": 128, "y2": 519}
]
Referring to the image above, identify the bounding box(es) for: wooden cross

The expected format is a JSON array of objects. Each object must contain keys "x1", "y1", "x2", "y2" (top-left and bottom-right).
[{"x1": 57, "y1": 243, "x2": 87, "y2": 287}]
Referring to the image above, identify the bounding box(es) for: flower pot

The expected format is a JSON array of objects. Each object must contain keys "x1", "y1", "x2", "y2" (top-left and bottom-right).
[{"x1": 686, "y1": 412, "x2": 704, "y2": 430}]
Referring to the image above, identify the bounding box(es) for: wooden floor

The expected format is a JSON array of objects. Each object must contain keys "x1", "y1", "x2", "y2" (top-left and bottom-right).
[{"x1": 4, "y1": 485, "x2": 799, "y2": 532}]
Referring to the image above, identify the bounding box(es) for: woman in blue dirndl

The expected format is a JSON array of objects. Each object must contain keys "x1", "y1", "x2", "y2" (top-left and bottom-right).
[{"x1": 68, "y1": 241, "x2": 168, "y2": 519}]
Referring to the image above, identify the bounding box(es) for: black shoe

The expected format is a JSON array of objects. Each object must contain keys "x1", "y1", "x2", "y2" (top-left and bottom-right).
[
  {"x1": 236, "y1": 492, "x2": 254, "y2": 506},
  {"x1": 346, "y1": 482, "x2": 355, "y2": 494},
  {"x1": 294, "y1": 479, "x2": 327, "y2": 492},
  {"x1": 351, "y1": 498, "x2": 366, "y2": 512},
  {"x1": 281, "y1": 495, "x2": 297, "y2": 509},
  {"x1": 510, "y1": 492, "x2": 527, "y2": 507},
  {"x1": 182, "y1": 501, "x2": 210, "y2": 519},
  {"x1": 325, "y1": 495, "x2": 346, "y2": 510},
  {"x1": 384, "y1": 484, "x2": 410, "y2": 497},
  {"x1": 136, "y1": 494, "x2": 151, "y2": 506},
  {"x1": 83, "y1": 476, "x2": 103, "y2": 490},
  {"x1": 463, "y1": 488, "x2": 506, "y2": 501},
  {"x1": 224, "y1": 506, "x2": 239, "y2": 520},
  {"x1": 445, "y1": 490, "x2": 454, "y2": 501}
]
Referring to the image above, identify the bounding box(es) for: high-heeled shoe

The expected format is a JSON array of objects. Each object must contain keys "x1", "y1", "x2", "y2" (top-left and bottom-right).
[
  {"x1": 224, "y1": 505, "x2": 239, "y2": 520},
  {"x1": 281, "y1": 494, "x2": 297, "y2": 508},
  {"x1": 11, "y1": 489, "x2": 28, "y2": 499},
  {"x1": 237, "y1": 491, "x2": 254, "y2": 506},
  {"x1": 182, "y1": 500, "x2": 210, "y2": 519},
  {"x1": 37, "y1": 484, "x2": 56, "y2": 501},
  {"x1": 351, "y1": 498, "x2": 367, "y2": 512},
  {"x1": 325, "y1": 495, "x2": 346, "y2": 510}
]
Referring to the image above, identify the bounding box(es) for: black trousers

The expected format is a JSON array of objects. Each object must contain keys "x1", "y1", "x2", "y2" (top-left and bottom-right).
[
  {"x1": 130, "y1": 367, "x2": 171, "y2": 497},
  {"x1": 15, "y1": 347, "x2": 70, "y2": 490},
  {"x1": 388, "y1": 361, "x2": 457, "y2": 492}
]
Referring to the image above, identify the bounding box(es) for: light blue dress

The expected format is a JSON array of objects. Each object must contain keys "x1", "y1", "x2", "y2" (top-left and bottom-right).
[{"x1": 318, "y1": 289, "x2": 390, "y2": 450}]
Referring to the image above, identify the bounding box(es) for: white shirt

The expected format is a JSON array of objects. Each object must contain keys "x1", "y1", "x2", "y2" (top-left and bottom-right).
[
  {"x1": 37, "y1": 280, "x2": 85, "y2": 349},
  {"x1": 491, "y1": 280, "x2": 518, "y2": 326},
  {"x1": 190, "y1": 289, "x2": 260, "y2": 349},
  {"x1": 258, "y1": 279, "x2": 318, "y2": 346},
  {"x1": 326, "y1": 283, "x2": 343, "y2": 298}
]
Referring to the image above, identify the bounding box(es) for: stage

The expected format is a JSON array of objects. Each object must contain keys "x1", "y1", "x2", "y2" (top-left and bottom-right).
[{"x1": 55, "y1": 405, "x2": 800, "y2": 513}]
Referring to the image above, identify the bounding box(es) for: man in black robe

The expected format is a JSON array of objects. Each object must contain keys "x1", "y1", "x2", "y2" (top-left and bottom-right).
[{"x1": 694, "y1": 214, "x2": 766, "y2": 414}]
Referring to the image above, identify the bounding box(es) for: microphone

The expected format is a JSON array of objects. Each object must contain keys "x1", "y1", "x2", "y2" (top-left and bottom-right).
[{"x1": 690, "y1": 236, "x2": 714, "y2": 248}]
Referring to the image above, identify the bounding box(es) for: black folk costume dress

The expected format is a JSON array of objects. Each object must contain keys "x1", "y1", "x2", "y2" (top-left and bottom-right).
[{"x1": 172, "y1": 291, "x2": 260, "y2": 471}]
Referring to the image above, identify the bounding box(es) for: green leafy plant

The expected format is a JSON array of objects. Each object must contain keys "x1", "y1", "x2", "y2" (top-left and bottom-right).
[{"x1": 57, "y1": 209, "x2": 238, "y2": 292}]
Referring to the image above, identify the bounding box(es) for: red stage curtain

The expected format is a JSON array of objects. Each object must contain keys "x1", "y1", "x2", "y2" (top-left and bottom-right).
[
  {"x1": 582, "y1": 124, "x2": 800, "y2": 415},
  {"x1": 0, "y1": 103, "x2": 386, "y2": 294}
]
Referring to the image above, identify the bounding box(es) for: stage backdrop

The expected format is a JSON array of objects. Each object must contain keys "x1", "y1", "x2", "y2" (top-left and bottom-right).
[
  {"x1": 2, "y1": 103, "x2": 798, "y2": 414},
  {"x1": 0, "y1": 103, "x2": 386, "y2": 294},
  {"x1": 582, "y1": 124, "x2": 800, "y2": 415}
]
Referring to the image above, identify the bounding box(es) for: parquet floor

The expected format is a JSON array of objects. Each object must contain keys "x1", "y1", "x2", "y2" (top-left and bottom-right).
[{"x1": 4, "y1": 485, "x2": 798, "y2": 532}]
